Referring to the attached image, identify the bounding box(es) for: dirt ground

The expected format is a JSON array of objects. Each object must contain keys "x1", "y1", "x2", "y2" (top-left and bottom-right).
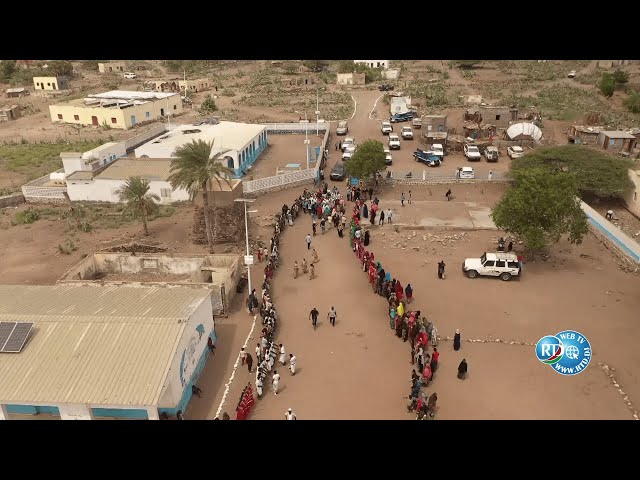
[
  {"x1": 249, "y1": 134, "x2": 324, "y2": 180},
  {"x1": 186, "y1": 184, "x2": 640, "y2": 420}
]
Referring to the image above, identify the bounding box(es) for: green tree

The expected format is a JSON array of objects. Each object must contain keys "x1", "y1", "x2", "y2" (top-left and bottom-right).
[
  {"x1": 48, "y1": 60, "x2": 74, "y2": 77},
  {"x1": 599, "y1": 73, "x2": 615, "y2": 97},
  {"x1": 624, "y1": 91, "x2": 640, "y2": 113},
  {"x1": 337, "y1": 60, "x2": 355, "y2": 73},
  {"x1": 303, "y1": 60, "x2": 330, "y2": 72},
  {"x1": 168, "y1": 140, "x2": 232, "y2": 253},
  {"x1": 510, "y1": 145, "x2": 632, "y2": 200},
  {"x1": 492, "y1": 169, "x2": 588, "y2": 252},
  {"x1": 0, "y1": 60, "x2": 17, "y2": 82},
  {"x1": 613, "y1": 68, "x2": 629, "y2": 85},
  {"x1": 344, "y1": 139, "x2": 387, "y2": 181},
  {"x1": 200, "y1": 95, "x2": 218, "y2": 114},
  {"x1": 116, "y1": 177, "x2": 160, "y2": 236}
]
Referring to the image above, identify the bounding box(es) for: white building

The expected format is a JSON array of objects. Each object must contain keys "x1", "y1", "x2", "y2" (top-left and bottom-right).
[
  {"x1": 66, "y1": 157, "x2": 190, "y2": 204},
  {"x1": 134, "y1": 122, "x2": 268, "y2": 178},
  {"x1": 354, "y1": 60, "x2": 389, "y2": 69},
  {"x1": 0, "y1": 284, "x2": 214, "y2": 420},
  {"x1": 60, "y1": 142, "x2": 127, "y2": 175}
]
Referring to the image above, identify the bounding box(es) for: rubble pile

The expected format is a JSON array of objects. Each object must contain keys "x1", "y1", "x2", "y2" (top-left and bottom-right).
[
  {"x1": 381, "y1": 230, "x2": 475, "y2": 252},
  {"x1": 101, "y1": 243, "x2": 168, "y2": 253},
  {"x1": 192, "y1": 203, "x2": 245, "y2": 245}
]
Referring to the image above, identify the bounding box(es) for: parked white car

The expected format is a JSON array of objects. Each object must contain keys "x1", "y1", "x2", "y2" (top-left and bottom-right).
[
  {"x1": 401, "y1": 126, "x2": 414, "y2": 140},
  {"x1": 432, "y1": 143, "x2": 444, "y2": 158},
  {"x1": 336, "y1": 120, "x2": 349, "y2": 135},
  {"x1": 381, "y1": 121, "x2": 393, "y2": 135},
  {"x1": 567, "y1": 70, "x2": 576, "y2": 78},
  {"x1": 464, "y1": 144, "x2": 481, "y2": 161},
  {"x1": 388, "y1": 133, "x2": 401, "y2": 150},
  {"x1": 384, "y1": 149, "x2": 393, "y2": 165},
  {"x1": 462, "y1": 252, "x2": 521, "y2": 281},
  {"x1": 341, "y1": 137, "x2": 355, "y2": 152},
  {"x1": 507, "y1": 146, "x2": 524, "y2": 159},
  {"x1": 458, "y1": 166, "x2": 475, "y2": 179},
  {"x1": 124, "y1": 72, "x2": 137, "y2": 79},
  {"x1": 342, "y1": 146, "x2": 356, "y2": 160}
]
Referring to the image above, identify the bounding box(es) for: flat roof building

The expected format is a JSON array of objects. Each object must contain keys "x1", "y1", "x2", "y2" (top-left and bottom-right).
[
  {"x1": 49, "y1": 90, "x2": 183, "y2": 130},
  {"x1": 135, "y1": 121, "x2": 268, "y2": 178},
  {"x1": 0, "y1": 284, "x2": 214, "y2": 420},
  {"x1": 33, "y1": 76, "x2": 69, "y2": 91},
  {"x1": 98, "y1": 62, "x2": 125, "y2": 74}
]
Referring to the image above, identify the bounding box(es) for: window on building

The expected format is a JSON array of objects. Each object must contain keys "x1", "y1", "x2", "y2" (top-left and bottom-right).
[
  {"x1": 111, "y1": 118, "x2": 117, "y2": 124},
  {"x1": 47, "y1": 83, "x2": 51, "y2": 87},
  {"x1": 173, "y1": 104, "x2": 177, "y2": 110},
  {"x1": 161, "y1": 188, "x2": 172, "y2": 198},
  {"x1": 57, "y1": 114, "x2": 63, "y2": 120},
  {"x1": 36, "y1": 82, "x2": 40, "y2": 86},
  {"x1": 495, "y1": 115, "x2": 501, "y2": 121},
  {"x1": 74, "y1": 115, "x2": 79, "y2": 121},
  {"x1": 146, "y1": 112, "x2": 150, "y2": 118}
]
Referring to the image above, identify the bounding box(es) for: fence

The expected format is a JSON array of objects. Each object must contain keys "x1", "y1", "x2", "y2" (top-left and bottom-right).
[
  {"x1": 124, "y1": 124, "x2": 167, "y2": 151},
  {"x1": 264, "y1": 123, "x2": 329, "y2": 134},
  {"x1": 242, "y1": 168, "x2": 316, "y2": 195},
  {"x1": 384, "y1": 170, "x2": 509, "y2": 184}
]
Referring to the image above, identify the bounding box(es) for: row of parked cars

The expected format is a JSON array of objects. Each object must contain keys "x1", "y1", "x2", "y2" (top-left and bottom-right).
[{"x1": 463, "y1": 144, "x2": 524, "y2": 162}]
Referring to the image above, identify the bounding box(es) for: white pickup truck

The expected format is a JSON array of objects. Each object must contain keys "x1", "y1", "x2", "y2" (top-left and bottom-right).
[
  {"x1": 464, "y1": 144, "x2": 482, "y2": 161},
  {"x1": 432, "y1": 143, "x2": 444, "y2": 159},
  {"x1": 401, "y1": 126, "x2": 414, "y2": 140},
  {"x1": 381, "y1": 121, "x2": 393, "y2": 135}
]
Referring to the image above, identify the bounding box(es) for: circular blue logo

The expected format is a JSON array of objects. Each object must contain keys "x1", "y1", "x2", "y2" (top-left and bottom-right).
[{"x1": 535, "y1": 330, "x2": 591, "y2": 376}]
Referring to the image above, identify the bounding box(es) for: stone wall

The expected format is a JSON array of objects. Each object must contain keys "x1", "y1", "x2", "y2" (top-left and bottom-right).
[
  {"x1": 244, "y1": 177, "x2": 316, "y2": 198},
  {"x1": 192, "y1": 203, "x2": 246, "y2": 245},
  {"x1": 25, "y1": 196, "x2": 67, "y2": 205},
  {"x1": 588, "y1": 225, "x2": 639, "y2": 274},
  {"x1": 0, "y1": 193, "x2": 25, "y2": 208}
]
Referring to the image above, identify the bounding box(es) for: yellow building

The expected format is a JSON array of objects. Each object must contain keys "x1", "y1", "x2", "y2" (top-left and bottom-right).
[
  {"x1": 179, "y1": 78, "x2": 212, "y2": 93},
  {"x1": 98, "y1": 62, "x2": 125, "y2": 74},
  {"x1": 33, "y1": 76, "x2": 69, "y2": 91},
  {"x1": 49, "y1": 90, "x2": 183, "y2": 130}
]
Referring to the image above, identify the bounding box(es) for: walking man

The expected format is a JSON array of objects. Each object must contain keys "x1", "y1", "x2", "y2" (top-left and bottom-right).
[
  {"x1": 272, "y1": 370, "x2": 281, "y2": 395},
  {"x1": 488, "y1": 171, "x2": 493, "y2": 181},
  {"x1": 401, "y1": 192, "x2": 405, "y2": 206},
  {"x1": 387, "y1": 208, "x2": 393, "y2": 224},
  {"x1": 445, "y1": 189, "x2": 452, "y2": 201},
  {"x1": 328, "y1": 306, "x2": 337, "y2": 327},
  {"x1": 310, "y1": 307, "x2": 319, "y2": 329},
  {"x1": 289, "y1": 353, "x2": 297, "y2": 375},
  {"x1": 379, "y1": 209, "x2": 385, "y2": 225},
  {"x1": 285, "y1": 408, "x2": 297, "y2": 420},
  {"x1": 240, "y1": 347, "x2": 247, "y2": 365},
  {"x1": 279, "y1": 344, "x2": 286, "y2": 366},
  {"x1": 408, "y1": 190, "x2": 412, "y2": 204},
  {"x1": 306, "y1": 233, "x2": 312, "y2": 250}
]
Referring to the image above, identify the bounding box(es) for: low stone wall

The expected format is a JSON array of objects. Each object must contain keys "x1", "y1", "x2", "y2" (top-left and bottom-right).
[
  {"x1": 244, "y1": 177, "x2": 316, "y2": 198},
  {"x1": 379, "y1": 178, "x2": 512, "y2": 186},
  {"x1": 0, "y1": 193, "x2": 25, "y2": 208},
  {"x1": 588, "y1": 224, "x2": 639, "y2": 273},
  {"x1": 25, "y1": 196, "x2": 67, "y2": 205}
]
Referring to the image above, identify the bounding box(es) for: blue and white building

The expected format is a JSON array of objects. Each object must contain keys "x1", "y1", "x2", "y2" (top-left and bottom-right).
[
  {"x1": 0, "y1": 284, "x2": 215, "y2": 420},
  {"x1": 134, "y1": 121, "x2": 268, "y2": 178}
]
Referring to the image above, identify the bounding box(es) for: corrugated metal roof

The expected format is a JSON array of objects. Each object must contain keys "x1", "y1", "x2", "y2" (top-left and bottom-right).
[
  {"x1": 0, "y1": 284, "x2": 210, "y2": 406},
  {"x1": 95, "y1": 158, "x2": 173, "y2": 181}
]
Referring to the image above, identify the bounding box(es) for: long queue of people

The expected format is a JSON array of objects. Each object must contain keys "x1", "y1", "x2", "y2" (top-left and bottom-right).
[{"x1": 346, "y1": 185, "x2": 441, "y2": 420}]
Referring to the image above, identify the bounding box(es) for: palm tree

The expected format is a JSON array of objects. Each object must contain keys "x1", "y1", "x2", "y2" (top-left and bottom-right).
[
  {"x1": 116, "y1": 176, "x2": 160, "y2": 236},
  {"x1": 168, "y1": 139, "x2": 232, "y2": 253}
]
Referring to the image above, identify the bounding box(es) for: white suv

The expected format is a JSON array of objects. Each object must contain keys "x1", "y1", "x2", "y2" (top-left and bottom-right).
[
  {"x1": 381, "y1": 121, "x2": 393, "y2": 135},
  {"x1": 507, "y1": 146, "x2": 524, "y2": 159},
  {"x1": 462, "y1": 252, "x2": 521, "y2": 281},
  {"x1": 464, "y1": 144, "x2": 481, "y2": 161},
  {"x1": 342, "y1": 146, "x2": 356, "y2": 160},
  {"x1": 401, "y1": 126, "x2": 414, "y2": 139},
  {"x1": 388, "y1": 133, "x2": 401, "y2": 150}
]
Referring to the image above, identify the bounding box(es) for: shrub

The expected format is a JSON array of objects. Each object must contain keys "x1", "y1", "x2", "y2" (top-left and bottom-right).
[
  {"x1": 14, "y1": 208, "x2": 40, "y2": 225},
  {"x1": 623, "y1": 91, "x2": 640, "y2": 113},
  {"x1": 599, "y1": 74, "x2": 615, "y2": 97}
]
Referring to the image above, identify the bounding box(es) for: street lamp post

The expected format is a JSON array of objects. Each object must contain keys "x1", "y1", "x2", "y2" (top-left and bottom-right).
[
  {"x1": 296, "y1": 110, "x2": 311, "y2": 169},
  {"x1": 315, "y1": 87, "x2": 320, "y2": 136},
  {"x1": 234, "y1": 198, "x2": 257, "y2": 304}
]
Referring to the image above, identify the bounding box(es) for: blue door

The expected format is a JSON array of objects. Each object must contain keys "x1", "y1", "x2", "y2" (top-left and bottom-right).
[{"x1": 131, "y1": 115, "x2": 137, "y2": 125}]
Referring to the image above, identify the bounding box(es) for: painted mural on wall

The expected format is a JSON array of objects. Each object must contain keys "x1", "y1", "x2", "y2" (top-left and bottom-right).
[{"x1": 180, "y1": 324, "x2": 206, "y2": 388}]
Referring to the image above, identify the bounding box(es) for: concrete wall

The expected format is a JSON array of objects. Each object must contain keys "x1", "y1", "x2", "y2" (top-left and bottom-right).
[
  {"x1": 98, "y1": 63, "x2": 125, "y2": 73},
  {"x1": 95, "y1": 253, "x2": 205, "y2": 276},
  {"x1": 59, "y1": 404, "x2": 93, "y2": 420},
  {"x1": 624, "y1": 169, "x2": 640, "y2": 218},
  {"x1": 337, "y1": 73, "x2": 365, "y2": 85},
  {"x1": 49, "y1": 97, "x2": 183, "y2": 130},
  {"x1": 66, "y1": 178, "x2": 190, "y2": 204},
  {"x1": 159, "y1": 297, "x2": 214, "y2": 410},
  {"x1": 0, "y1": 193, "x2": 25, "y2": 208},
  {"x1": 382, "y1": 69, "x2": 400, "y2": 80}
]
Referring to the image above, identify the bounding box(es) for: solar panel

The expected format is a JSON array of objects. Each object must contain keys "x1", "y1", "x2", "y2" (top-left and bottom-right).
[
  {"x1": 0, "y1": 322, "x2": 16, "y2": 351},
  {"x1": 1, "y1": 322, "x2": 33, "y2": 353}
]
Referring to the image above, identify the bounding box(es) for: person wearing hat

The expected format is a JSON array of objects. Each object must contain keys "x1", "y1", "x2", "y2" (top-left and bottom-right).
[{"x1": 285, "y1": 408, "x2": 297, "y2": 420}]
